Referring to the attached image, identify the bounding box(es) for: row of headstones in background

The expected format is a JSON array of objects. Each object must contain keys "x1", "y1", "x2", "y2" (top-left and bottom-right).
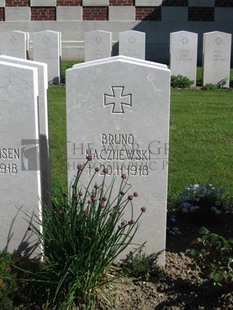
[
  {"x1": 0, "y1": 56, "x2": 50, "y2": 256},
  {"x1": 0, "y1": 30, "x2": 62, "y2": 85},
  {"x1": 170, "y1": 30, "x2": 232, "y2": 88},
  {"x1": 85, "y1": 30, "x2": 145, "y2": 62},
  {"x1": 66, "y1": 55, "x2": 170, "y2": 266}
]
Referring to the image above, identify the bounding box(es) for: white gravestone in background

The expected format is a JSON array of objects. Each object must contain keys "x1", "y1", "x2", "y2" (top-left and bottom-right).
[
  {"x1": 85, "y1": 30, "x2": 112, "y2": 62},
  {"x1": 0, "y1": 61, "x2": 42, "y2": 256},
  {"x1": 203, "y1": 31, "x2": 232, "y2": 88},
  {"x1": 170, "y1": 30, "x2": 198, "y2": 86},
  {"x1": 0, "y1": 56, "x2": 50, "y2": 208},
  {"x1": 0, "y1": 30, "x2": 29, "y2": 59},
  {"x1": 66, "y1": 56, "x2": 170, "y2": 266},
  {"x1": 33, "y1": 30, "x2": 62, "y2": 84},
  {"x1": 119, "y1": 30, "x2": 146, "y2": 60}
]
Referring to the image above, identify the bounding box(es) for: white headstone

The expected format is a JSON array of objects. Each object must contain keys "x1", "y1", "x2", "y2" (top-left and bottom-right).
[
  {"x1": 33, "y1": 30, "x2": 62, "y2": 84},
  {"x1": 0, "y1": 30, "x2": 29, "y2": 59},
  {"x1": 0, "y1": 55, "x2": 50, "y2": 207},
  {"x1": 0, "y1": 61, "x2": 41, "y2": 256},
  {"x1": 66, "y1": 56, "x2": 170, "y2": 266},
  {"x1": 203, "y1": 31, "x2": 232, "y2": 88},
  {"x1": 85, "y1": 30, "x2": 112, "y2": 62},
  {"x1": 119, "y1": 30, "x2": 146, "y2": 60},
  {"x1": 170, "y1": 30, "x2": 198, "y2": 86}
]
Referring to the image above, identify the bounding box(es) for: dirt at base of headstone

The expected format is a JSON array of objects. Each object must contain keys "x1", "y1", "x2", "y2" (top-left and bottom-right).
[{"x1": 92, "y1": 250, "x2": 232, "y2": 310}]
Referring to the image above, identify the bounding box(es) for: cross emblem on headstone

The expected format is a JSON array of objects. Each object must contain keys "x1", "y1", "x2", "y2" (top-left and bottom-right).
[
  {"x1": 181, "y1": 37, "x2": 189, "y2": 45},
  {"x1": 94, "y1": 36, "x2": 102, "y2": 45},
  {"x1": 104, "y1": 86, "x2": 132, "y2": 114},
  {"x1": 42, "y1": 36, "x2": 49, "y2": 44},
  {"x1": 10, "y1": 37, "x2": 17, "y2": 44},
  {"x1": 128, "y1": 36, "x2": 136, "y2": 44},
  {"x1": 215, "y1": 37, "x2": 222, "y2": 45}
]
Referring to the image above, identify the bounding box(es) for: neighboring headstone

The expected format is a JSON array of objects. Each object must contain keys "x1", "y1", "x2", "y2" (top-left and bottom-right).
[
  {"x1": 85, "y1": 30, "x2": 112, "y2": 62},
  {"x1": 66, "y1": 56, "x2": 170, "y2": 266},
  {"x1": 0, "y1": 61, "x2": 41, "y2": 256},
  {"x1": 0, "y1": 30, "x2": 29, "y2": 59},
  {"x1": 203, "y1": 31, "x2": 232, "y2": 88},
  {"x1": 33, "y1": 30, "x2": 62, "y2": 84},
  {"x1": 119, "y1": 30, "x2": 146, "y2": 60},
  {"x1": 0, "y1": 55, "x2": 50, "y2": 208},
  {"x1": 170, "y1": 30, "x2": 198, "y2": 86}
]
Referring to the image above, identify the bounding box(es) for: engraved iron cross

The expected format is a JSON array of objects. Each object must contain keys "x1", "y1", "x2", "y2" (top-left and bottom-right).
[
  {"x1": 128, "y1": 36, "x2": 136, "y2": 44},
  {"x1": 181, "y1": 37, "x2": 189, "y2": 45},
  {"x1": 104, "y1": 86, "x2": 132, "y2": 114}
]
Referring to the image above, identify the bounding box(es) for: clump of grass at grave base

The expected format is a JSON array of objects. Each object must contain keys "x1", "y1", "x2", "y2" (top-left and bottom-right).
[
  {"x1": 174, "y1": 184, "x2": 233, "y2": 225},
  {"x1": 187, "y1": 227, "x2": 233, "y2": 289},
  {"x1": 171, "y1": 75, "x2": 193, "y2": 88},
  {"x1": 120, "y1": 244, "x2": 162, "y2": 280},
  {"x1": 201, "y1": 83, "x2": 221, "y2": 91},
  {"x1": 29, "y1": 155, "x2": 146, "y2": 309}
]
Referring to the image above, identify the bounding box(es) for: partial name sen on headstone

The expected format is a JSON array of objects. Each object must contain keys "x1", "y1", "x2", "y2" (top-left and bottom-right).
[
  {"x1": 0, "y1": 61, "x2": 41, "y2": 256},
  {"x1": 0, "y1": 55, "x2": 50, "y2": 208},
  {"x1": 66, "y1": 56, "x2": 171, "y2": 266}
]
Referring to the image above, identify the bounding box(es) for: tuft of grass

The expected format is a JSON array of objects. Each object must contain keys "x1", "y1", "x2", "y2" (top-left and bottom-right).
[
  {"x1": 121, "y1": 245, "x2": 162, "y2": 279},
  {"x1": 171, "y1": 75, "x2": 193, "y2": 88}
]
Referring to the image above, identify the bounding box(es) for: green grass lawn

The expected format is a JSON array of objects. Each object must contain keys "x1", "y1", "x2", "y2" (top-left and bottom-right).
[
  {"x1": 49, "y1": 64, "x2": 233, "y2": 198},
  {"x1": 169, "y1": 89, "x2": 233, "y2": 198},
  {"x1": 48, "y1": 86, "x2": 67, "y2": 190}
]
